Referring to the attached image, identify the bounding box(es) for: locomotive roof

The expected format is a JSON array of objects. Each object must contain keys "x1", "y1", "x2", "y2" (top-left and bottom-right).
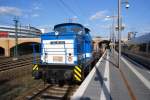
[{"x1": 54, "y1": 23, "x2": 84, "y2": 29}]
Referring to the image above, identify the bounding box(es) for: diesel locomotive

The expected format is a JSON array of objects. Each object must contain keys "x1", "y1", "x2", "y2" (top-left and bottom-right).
[{"x1": 32, "y1": 23, "x2": 96, "y2": 83}]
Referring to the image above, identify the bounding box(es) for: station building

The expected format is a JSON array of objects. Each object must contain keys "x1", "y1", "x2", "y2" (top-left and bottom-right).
[
  {"x1": 0, "y1": 25, "x2": 41, "y2": 38},
  {"x1": 0, "y1": 25, "x2": 41, "y2": 57}
]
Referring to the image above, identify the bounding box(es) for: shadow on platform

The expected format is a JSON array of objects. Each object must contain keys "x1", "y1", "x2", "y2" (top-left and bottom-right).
[{"x1": 94, "y1": 65, "x2": 112, "y2": 100}]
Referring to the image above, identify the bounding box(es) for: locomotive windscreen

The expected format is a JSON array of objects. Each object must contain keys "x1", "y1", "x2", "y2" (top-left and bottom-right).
[{"x1": 54, "y1": 23, "x2": 83, "y2": 33}]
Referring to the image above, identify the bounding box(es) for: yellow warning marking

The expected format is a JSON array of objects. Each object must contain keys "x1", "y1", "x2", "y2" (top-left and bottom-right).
[
  {"x1": 33, "y1": 65, "x2": 38, "y2": 70},
  {"x1": 74, "y1": 69, "x2": 81, "y2": 78},
  {"x1": 75, "y1": 66, "x2": 81, "y2": 72},
  {"x1": 32, "y1": 65, "x2": 37, "y2": 70},
  {"x1": 74, "y1": 74, "x2": 81, "y2": 81},
  {"x1": 36, "y1": 66, "x2": 38, "y2": 70}
]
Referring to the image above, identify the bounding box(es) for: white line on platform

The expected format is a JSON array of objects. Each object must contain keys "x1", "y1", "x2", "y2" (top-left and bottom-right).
[
  {"x1": 115, "y1": 51, "x2": 150, "y2": 89},
  {"x1": 115, "y1": 51, "x2": 150, "y2": 75},
  {"x1": 121, "y1": 57, "x2": 150, "y2": 90},
  {"x1": 124, "y1": 54, "x2": 150, "y2": 74},
  {"x1": 71, "y1": 51, "x2": 107, "y2": 100},
  {"x1": 100, "y1": 51, "x2": 110, "y2": 100}
]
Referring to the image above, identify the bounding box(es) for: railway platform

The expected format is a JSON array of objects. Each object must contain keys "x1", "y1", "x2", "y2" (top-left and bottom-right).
[{"x1": 71, "y1": 50, "x2": 150, "y2": 100}]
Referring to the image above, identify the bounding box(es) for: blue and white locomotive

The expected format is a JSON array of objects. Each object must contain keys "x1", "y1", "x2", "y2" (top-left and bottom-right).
[{"x1": 32, "y1": 23, "x2": 95, "y2": 83}]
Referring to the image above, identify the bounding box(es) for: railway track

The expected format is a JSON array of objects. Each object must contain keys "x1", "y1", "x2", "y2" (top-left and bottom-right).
[
  {"x1": 0, "y1": 54, "x2": 38, "y2": 64},
  {"x1": 0, "y1": 61, "x2": 32, "y2": 72},
  {"x1": 16, "y1": 83, "x2": 79, "y2": 100},
  {"x1": 0, "y1": 56, "x2": 10, "y2": 62},
  {"x1": 0, "y1": 54, "x2": 39, "y2": 72},
  {"x1": 122, "y1": 51, "x2": 150, "y2": 69}
]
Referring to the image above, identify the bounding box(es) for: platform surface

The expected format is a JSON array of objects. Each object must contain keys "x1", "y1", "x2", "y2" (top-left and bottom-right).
[{"x1": 71, "y1": 50, "x2": 150, "y2": 100}]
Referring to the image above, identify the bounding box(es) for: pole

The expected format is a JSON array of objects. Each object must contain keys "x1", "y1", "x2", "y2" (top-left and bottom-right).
[
  {"x1": 13, "y1": 17, "x2": 18, "y2": 60},
  {"x1": 118, "y1": 0, "x2": 122, "y2": 68},
  {"x1": 112, "y1": 14, "x2": 115, "y2": 56},
  {"x1": 109, "y1": 25, "x2": 112, "y2": 41}
]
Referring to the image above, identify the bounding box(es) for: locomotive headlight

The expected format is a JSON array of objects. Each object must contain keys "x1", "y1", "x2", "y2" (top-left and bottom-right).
[
  {"x1": 43, "y1": 53, "x2": 48, "y2": 63},
  {"x1": 55, "y1": 31, "x2": 59, "y2": 35},
  {"x1": 68, "y1": 53, "x2": 72, "y2": 62}
]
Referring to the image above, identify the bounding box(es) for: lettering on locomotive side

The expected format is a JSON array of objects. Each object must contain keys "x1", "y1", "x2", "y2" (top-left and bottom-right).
[{"x1": 50, "y1": 41, "x2": 65, "y2": 44}]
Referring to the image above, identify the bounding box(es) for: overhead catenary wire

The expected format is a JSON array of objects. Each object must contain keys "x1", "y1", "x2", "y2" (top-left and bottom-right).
[
  {"x1": 59, "y1": 0, "x2": 78, "y2": 17},
  {"x1": 55, "y1": 0, "x2": 71, "y2": 17},
  {"x1": 56, "y1": 0, "x2": 90, "y2": 24},
  {"x1": 0, "y1": 19, "x2": 14, "y2": 26},
  {"x1": 72, "y1": 0, "x2": 89, "y2": 24}
]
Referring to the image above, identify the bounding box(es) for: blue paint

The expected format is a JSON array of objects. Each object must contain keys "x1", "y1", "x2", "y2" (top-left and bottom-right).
[
  {"x1": 35, "y1": 23, "x2": 93, "y2": 68},
  {"x1": 32, "y1": 44, "x2": 36, "y2": 64}
]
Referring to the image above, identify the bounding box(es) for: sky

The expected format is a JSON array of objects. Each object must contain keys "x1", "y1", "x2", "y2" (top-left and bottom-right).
[{"x1": 0, "y1": 0, "x2": 150, "y2": 38}]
